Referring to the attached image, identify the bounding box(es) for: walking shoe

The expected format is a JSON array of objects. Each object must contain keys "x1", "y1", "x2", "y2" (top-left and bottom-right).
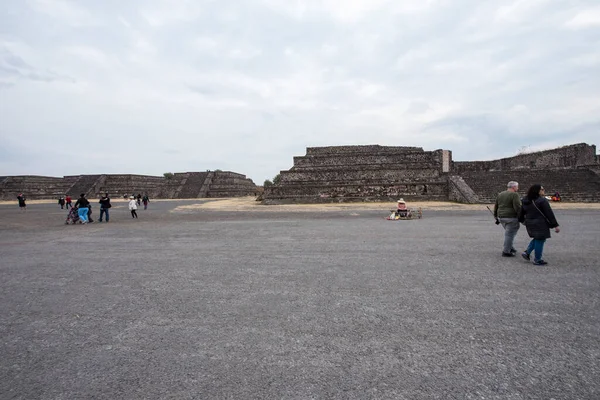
[
  {"x1": 502, "y1": 252, "x2": 515, "y2": 257},
  {"x1": 533, "y1": 260, "x2": 548, "y2": 265},
  {"x1": 510, "y1": 248, "x2": 517, "y2": 254},
  {"x1": 521, "y1": 252, "x2": 530, "y2": 261}
]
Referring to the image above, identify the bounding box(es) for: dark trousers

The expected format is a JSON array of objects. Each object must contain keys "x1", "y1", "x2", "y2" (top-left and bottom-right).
[
  {"x1": 100, "y1": 208, "x2": 109, "y2": 222},
  {"x1": 131, "y1": 210, "x2": 138, "y2": 218}
]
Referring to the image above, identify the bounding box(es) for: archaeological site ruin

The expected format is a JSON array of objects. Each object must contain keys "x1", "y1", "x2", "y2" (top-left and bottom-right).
[
  {"x1": 0, "y1": 171, "x2": 257, "y2": 201},
  {"x1": 262, "y1": 143, "x2": 599, "y2": 204},
  {"x1": 2, "y1": 143, "x2": 598, "y2": 203}
]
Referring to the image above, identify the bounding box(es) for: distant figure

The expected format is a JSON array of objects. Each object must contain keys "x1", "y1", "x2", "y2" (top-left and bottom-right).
[
  {"x1": 493, "y1": 181, "x2": 521, "y2": 257},
  {"x1": 129, "y1": 196, "x2": 138, "y2": 219},
  {"x1": 396, "y1": 198, "x2": 409, "y2": 217},
  {"x1": 519, "y1": 184, "x2": 560, "y2": 266},
  {"x1": 551, "y1": 191, "x2": 561, "y2": 202},
  {"x1": 137, "y1": 193, "x2": 142, "y2": 206},
  {"x1": 65, "y1": 195, "x2": 72, "y2": 209},
  {"x1": 99, "y1": 193, "x2": 111, "y2": 222},
  {"x1": 58, "y1": 196, "x2": 65, "y2": 209},
  {"x1": 17, "y1": 193, "x2": 26, "y2": 212},
  {"x1": 74, "y1": 193, "x2": 90, "y2": 224},
  {"x1": 142, "y1": 193, "x2": 150, "y2": 210}
]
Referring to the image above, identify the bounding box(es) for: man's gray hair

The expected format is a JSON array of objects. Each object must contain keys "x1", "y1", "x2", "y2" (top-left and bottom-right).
[{"x1": 507, "y1": 181, "x2": 519, "y2": 189}]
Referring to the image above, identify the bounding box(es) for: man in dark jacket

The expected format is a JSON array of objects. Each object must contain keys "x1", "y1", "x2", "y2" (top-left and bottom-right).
[
  {"x1": 494, "y1": 181, "x2": 521, "y2": 257},
  {"x1": 99, "y1": 193, "x2": 111, "y2": 222},
  {"x1": 518, "y1": 184, "x2": 560, "y2": 265},
  {"x1": 74, "y1": 193, "x2": 90, "y2": 224}
]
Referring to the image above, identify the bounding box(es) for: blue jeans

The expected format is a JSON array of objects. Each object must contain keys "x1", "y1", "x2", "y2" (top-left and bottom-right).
[
  {"x1": 100, "y1": 208, "x2": 109, "y2": 221},
  {"x1": 499, "y1": 218, "x2": 520, "y2": 254},
  {"x1": 78, "y1": 207, "x2": 89, "y2": 222},
  {"x1": 526, "y1": 239, "x2": 546, "y2": 262}
]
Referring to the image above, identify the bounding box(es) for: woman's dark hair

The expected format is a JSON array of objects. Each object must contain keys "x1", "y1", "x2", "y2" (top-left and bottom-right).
[{"x1": 526, "y1": 184, "x2": 542, "y2": 200}]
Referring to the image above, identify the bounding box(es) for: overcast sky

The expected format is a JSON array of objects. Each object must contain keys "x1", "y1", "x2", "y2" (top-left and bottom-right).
[{"x1": 1, "y1": 0, "x2": 599, "y2": 184}]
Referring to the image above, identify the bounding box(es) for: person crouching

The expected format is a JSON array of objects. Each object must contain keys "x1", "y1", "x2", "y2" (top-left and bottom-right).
[{"x1": 74, "y1": 193, "x2": 90, "y2": 224}]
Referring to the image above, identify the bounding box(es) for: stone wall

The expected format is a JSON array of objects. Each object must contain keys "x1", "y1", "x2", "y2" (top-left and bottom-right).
[
  {"x1": 263, "y1": 145, "x2": 451, "y2": 203},
  {"x1": 459, "y1": 169, "x2": 600, "y2": 203},
  {"x1": 453, "y1": 143, "x2": 597, "y2": 173},
  {"x1": 453, "y1": 143, "x2": 599, "y2": 203},
  {"x1": 98, "y1": 175, "x2": 167, "y2": 199},
  {"x1": 207, "y1": 171, "x2": 258, "y2": 197},
  {"x1": 0, "y1": 175, "x2": 79, "y2": 200},
  {"x1": 263, "y1": 142, "x2": 599, "y2": 204},
  {"x1": 0, "y1": 171, "x2": 257, "y2": 200}
]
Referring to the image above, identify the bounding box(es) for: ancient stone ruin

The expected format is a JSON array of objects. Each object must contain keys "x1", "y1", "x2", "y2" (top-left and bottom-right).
[
  {"x1": 0, "y1": 171, "x2": 257, "y2": 200},
  {"x1": 263, "y1": 143, "x2": 600, "y2": 204}
]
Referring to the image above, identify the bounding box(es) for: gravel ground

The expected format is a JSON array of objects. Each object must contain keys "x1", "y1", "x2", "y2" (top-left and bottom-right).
[{"x1": 1, "y1": 200, "x2": 599, "y2": 399}]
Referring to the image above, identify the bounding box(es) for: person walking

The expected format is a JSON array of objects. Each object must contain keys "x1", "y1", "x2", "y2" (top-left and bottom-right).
[
  {"x1": 74, "y1": 193, "x2": 90, "y2": 224},
  {"x1": 65, "y1": 195, "x2": 72, "y2": 209},
  {"x1": 142, "y1": 193, "x2": 150, "y2": 210},
  {"x1": 58, "y1": 196, "x2": 65, "y2": 209},
  {"x1": 17, "y1": 193, "x2": 26, "y2": 212},
  {"x1": 518, "y1": 184, "x2": 560, "y2": 265},
  {"x1": 129, "y1": 196, "x2": 138, "y2": 219},
  {"x1": 137, "y1": 193, "x2": 142, "y2": 207},
  {"x1": 99, "y1": 193, "x2": 111, "y2": 222},
  {"x1": 493, "y1": 181, "x2": 521, "y2": 257}
]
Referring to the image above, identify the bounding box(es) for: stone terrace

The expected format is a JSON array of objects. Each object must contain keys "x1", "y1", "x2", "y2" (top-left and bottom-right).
[
  {"x1": 460, "y1": 169, "x2": 600, "y2": 203},
  {"x1": 98, "y1": 174, "x2": 170, "y2": 199},
  {"x1": 264, "y1": 143, "x2": 599, "y2": 204},
  {"x1": 0, "y1": 175, "x2": 79, "y2": 200},
  {"x1": 454, "y1": 143, "x2": 600, "y2": 203},
  {"x1": 208, "y1": 171, "x2": 258, "y2": 198},
  {"x1": 0, "y1": 172, "x2": 257, "y2": 200},
  {"x1": 264, "y1": 145, "x2": 452, "y2": 203}
]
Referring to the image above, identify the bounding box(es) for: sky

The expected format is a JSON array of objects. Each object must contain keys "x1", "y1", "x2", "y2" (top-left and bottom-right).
[{"x1": 1, "y1": 0, "x2": 599, "y2": 184}]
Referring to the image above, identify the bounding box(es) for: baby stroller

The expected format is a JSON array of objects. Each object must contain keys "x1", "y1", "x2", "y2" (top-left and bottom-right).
[{"x1": 65, "y1": 207, "x2": 80, "y2": 225}]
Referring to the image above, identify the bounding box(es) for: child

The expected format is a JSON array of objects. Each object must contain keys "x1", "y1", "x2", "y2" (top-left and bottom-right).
[{"x1": 128, "y1": 196, "x2": 138, "y2": 219}]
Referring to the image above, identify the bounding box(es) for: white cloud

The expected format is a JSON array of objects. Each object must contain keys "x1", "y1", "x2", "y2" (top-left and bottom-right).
[
  {"x1": 26, "y1": 0, "x2": 101, "y2": 27},
  {"x1": 1, "y1": 0, "x2": 599, "y2": 183},
  {"x1": 565, "y1": 7, "x2": 600, "y2": 29},
  {"x1": 140, "y1": 1, "x2": 204, "y2": 27}
]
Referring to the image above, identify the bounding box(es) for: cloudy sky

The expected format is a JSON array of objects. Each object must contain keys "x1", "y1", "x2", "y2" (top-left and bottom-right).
[{"x1": 1, "y1": 0, "x2": 599, "y2": 184}]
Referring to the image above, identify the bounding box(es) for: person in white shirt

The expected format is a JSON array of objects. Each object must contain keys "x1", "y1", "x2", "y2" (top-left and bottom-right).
[{"x1": 128, "y1": 196, "x2": 138, "y2": 219}]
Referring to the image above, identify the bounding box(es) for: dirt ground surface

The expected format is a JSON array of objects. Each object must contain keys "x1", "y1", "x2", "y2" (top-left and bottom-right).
[
  {"x1": 1, "y1": 199, "x2": 599, "y2": 399},
  {"x1": 4, "y1": 196, "x2": 600, "y2": 212}
]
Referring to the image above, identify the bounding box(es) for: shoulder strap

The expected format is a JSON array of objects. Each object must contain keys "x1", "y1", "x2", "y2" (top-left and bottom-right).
[{"x1": 531, "y1": 199, "x2": 551, "y2": 224}]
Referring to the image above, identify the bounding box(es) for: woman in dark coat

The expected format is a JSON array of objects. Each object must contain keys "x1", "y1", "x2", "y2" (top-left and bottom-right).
[{"x1": 518, "y1": 184, "x2": 560, "y2": 265}]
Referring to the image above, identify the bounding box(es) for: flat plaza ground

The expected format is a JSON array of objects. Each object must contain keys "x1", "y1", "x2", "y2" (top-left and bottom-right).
[{"x1": 0, "y1": 198, "x2": 599, "y2": 399}]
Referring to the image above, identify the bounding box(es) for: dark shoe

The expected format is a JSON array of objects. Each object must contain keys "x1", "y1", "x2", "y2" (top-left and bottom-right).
[
  {"x1": 521, "y1": 252, "x2": 530, "y2": 261},
  {"x1": 510, "y1": 248, "x2": 517, "y2": 254},
  {"x1": 502, "y1": 252, "x2": 515, "y2": 257},
  {"x1": 533, "y1": 260, "x2": 548, "y2": 265}
]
